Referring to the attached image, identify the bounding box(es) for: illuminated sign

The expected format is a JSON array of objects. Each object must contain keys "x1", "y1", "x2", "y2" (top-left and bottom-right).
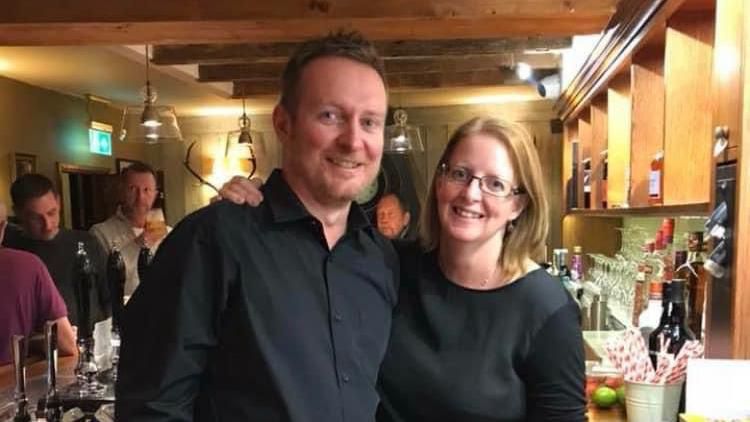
[{"x1": 89, "y1": 128, "x2": 112, "y2": 156}]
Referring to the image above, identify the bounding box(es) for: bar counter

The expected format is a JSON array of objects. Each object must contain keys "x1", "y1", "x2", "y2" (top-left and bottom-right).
[
  {"x1": 1, "y1": 358, "x2": 628, "y2": 421},
  {"x1": 588, "y1": 405, "x2": 627, "y2": 421}
]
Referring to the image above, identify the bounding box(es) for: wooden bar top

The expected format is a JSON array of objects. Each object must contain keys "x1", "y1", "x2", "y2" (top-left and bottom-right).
[
  {"x1": 588, "y1": 405, "x2": 627, "y2": 421},
  {"x1": 2, "y1": 359, "x2": 628, "y2": 421},
  {"x1": 0, "y1": 356, "x2": 77, "y2": 391}
]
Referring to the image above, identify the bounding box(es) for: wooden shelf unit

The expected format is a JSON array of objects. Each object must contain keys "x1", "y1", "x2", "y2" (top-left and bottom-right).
[
  {"x1": 558, "y1": 0, "x2": 750, "y2": 358},
  {"x1": 567, "y1": 202, "x2": 709, "y2": 218},
  {"x1": 663, "y1": 10, "x2": 715, "y2": 206},
  {"x1": 630, "y1": 44, "x2": 665, "y2": 208},
  {"x1": 560, "y1": 1, "x2": 715, "y2": 213}
]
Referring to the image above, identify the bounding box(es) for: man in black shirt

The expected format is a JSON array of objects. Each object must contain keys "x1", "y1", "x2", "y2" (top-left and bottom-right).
[
  {"x1": 116, "y1": 31, "x2": 398, "y2": 422},
  {"x1": 5, "y1": 173, "x2": 110, "y2": 331}
]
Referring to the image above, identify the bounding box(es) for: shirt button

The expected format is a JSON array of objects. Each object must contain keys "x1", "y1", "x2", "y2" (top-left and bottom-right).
[
  {"x1": 334, "y1": 312, "x2": 343, "y2": 322},
  {"x1": 342, "y1": 373, "x2": 350, "y2": 383}
]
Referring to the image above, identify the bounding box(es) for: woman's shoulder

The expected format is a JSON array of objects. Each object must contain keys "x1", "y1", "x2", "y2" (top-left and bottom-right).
[{"x1": 510, "y1": 265, "x2": 576, "y2": 317}]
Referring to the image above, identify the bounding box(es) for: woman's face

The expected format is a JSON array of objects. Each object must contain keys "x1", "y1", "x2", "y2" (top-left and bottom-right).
[{"x1": 436, "y1": 133, "x2": 525, "y2": 246}]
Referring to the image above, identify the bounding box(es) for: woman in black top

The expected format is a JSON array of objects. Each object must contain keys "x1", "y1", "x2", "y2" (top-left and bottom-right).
[{"x1": 220, "y1": 117, "x2": 585, "y2": 421}]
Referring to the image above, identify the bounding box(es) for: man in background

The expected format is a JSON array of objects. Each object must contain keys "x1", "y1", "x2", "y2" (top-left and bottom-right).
[
  {"x1": 90, "y1": 161, "x2": 169, "y2": 296},
  {"x1": 4, "y1": 173, "x2": 110, "y2": 331},
  {"x1": 375, "y1": 192, "x2": 412, "y2": 240},
  {"x1": 0, "y1": 200, "x2": 76, "y2": 365}
]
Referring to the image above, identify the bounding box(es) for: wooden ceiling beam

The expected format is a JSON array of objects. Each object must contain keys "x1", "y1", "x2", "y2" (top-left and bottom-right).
[
  {"x1": 0, "y1": 0, "x2": 618, "y2": 22},
  {"x1": 154, "y1": 38, "x2": 570, "y2": 65},
  {"x1": 231, "y1": 68, "x2": 557, "y2": 97},
  {"x1": 199, "y1": 54, "x2": 561, "y2": 82},
  {"x1": 0, "y1": 0, "x2": 615, "y2": 45}
]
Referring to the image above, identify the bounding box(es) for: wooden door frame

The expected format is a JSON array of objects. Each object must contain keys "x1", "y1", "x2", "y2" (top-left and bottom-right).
[{"x1": 56, "y1": 162, "x2": 111, "y2": 230}]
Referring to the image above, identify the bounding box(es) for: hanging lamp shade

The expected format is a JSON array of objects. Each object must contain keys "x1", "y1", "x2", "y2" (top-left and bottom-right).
[
  {"x1": 384, "y1": 109, "x2": 423, "y2": 154},
  {"x1": 119, "y1": 45, "x2": 182, "y2": 144},
  {"x1": 224, "y1": 99, "x2": 264, "y2": 177},
  {"x1": 225, "y1": 99, "x2": 264, "y2": 159}
]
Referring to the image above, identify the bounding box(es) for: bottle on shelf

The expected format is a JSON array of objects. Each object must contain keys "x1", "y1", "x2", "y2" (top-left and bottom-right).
[
  {"x1": 583, "y1": 158, "x2": 592, "y2": 209},
  {"x1": 648, "y1": 279, "x2": 696, "y2": 369},
  {"x1": 601, "y1": 150, "x2": 608, "y2": 209},
  {"x1": 686, "y1": 232, "x2": 708, "y2": 340},
  {"x1": 649, "y1": 150, "x2": 664, "y2": 205},
  {"x1": 566, "y1": 141, "x2": 579, "y2": 211},
  {"x1": 661, "y1": 218, "x2": 676, "y2": 283}
]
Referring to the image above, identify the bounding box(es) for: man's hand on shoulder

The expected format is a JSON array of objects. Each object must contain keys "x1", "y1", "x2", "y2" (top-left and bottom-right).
[{"x1": 217, "y1": 176, "x2": 264, "y2": 206}]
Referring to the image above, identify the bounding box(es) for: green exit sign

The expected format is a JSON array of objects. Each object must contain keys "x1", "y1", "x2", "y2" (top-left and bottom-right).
[{"x1": 89, "y1": 128, "x2": 112, "y2": 156}]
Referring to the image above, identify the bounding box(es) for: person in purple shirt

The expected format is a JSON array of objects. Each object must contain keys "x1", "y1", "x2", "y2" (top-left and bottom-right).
[{"x1": 0, "y1": 200, "x2": 76, "y2": 365}]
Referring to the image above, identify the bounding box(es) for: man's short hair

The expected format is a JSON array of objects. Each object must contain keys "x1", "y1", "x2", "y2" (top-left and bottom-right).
[
  {"x1": 120, "y1": 161, "x2": 157, "y2": 182},
  {"x1": 379, "y1": 192, "x2": 408, "y2": 213},
  {"x1": 10, "y1": 173, "x2": 58, "y2": 210},
  {"x1": 279, "y1": 30, "x2": 386, "y2": 114}
]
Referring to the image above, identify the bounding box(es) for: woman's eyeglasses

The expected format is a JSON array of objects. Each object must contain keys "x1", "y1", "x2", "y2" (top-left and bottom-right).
[{"x1": 439, "y1": 164, "x2": 525, "y2": 198}]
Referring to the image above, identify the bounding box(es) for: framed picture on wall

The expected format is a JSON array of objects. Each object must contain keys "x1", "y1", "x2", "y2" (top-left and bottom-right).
[
  {"x1": 115, "y1": 158, "x2": 140, "y2": 174},
  {"x1": 10, "y1": 152, "x2": 37, "y2": 181}
]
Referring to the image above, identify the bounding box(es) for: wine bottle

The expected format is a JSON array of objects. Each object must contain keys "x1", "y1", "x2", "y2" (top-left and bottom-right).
[{"x1": 648, "y1": 279, "x2": 696, "y2": 368}]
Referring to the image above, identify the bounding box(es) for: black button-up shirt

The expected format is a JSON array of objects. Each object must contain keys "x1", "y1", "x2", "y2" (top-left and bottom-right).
[{"x1": 116, "y1": 170, "x2": 399, "y2": 422}]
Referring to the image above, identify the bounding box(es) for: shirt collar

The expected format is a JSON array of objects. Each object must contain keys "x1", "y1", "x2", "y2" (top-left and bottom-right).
[{"x1": 263, "y1": 169, "x2": 372, "y2": 232}]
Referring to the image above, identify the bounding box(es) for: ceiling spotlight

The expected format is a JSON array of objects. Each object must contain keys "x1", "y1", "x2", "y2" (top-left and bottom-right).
[{"x1": 516, "y1": 62, "x2": 533, "y2": 81}]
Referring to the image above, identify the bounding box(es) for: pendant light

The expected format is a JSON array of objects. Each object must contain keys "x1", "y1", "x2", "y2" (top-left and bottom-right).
[
  {"x1": 384, "y1": 108, "x2": 423, "y2": 154},
  {"x1": 224, "y1": 98, "x2": 264, "y2": 178},
  {"x1": 119, "y1": 45, "x2": 182, "y2": 144}
]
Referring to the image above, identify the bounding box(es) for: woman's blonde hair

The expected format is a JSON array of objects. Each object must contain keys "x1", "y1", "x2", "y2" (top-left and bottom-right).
[{"x1": 419, "y1": 117, "x2": 549, "y2": 277}]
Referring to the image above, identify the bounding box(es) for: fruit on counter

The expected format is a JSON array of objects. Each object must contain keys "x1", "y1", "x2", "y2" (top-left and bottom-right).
[
  {"x1": 616, "y1": 386, "x2": 625, "y2": 406},
  {"x1": 591, "y1": 386, "x2": 618, "y2": 408},
  {"x1": 585, "y1": 379, "x2": 599, "y2": 400},
  {"x1": 603, "y1": 375, "x2": 624, "y2": 389}
]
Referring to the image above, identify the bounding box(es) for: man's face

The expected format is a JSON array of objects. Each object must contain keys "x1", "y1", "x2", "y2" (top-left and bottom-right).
[
  {"x1": 376, "y1": 195, "x2": 410, "y2": 239},
  {"x1": 18, "y1": 191, "x2": 60, "y2": 241},
  {"x1": 121, "y1": 171, "x2": 158, "y2": 216},
  {"x1": 275, "y1": 56, "x2": 388, "y2": 207}
]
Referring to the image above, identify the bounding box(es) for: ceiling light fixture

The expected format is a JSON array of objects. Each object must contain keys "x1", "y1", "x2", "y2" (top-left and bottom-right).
[
  {"x1": 515, "y1": 62, "x2": 533, "y2": 81},
  {"x1": 384, "y1": 108, "x2": 423, "y2": 154},
  {"x1": 183, "y1": 98, "x2": 264, "y2": 193},
  {"x1": 224, "y1": 98, "x2": 264, "y2": 177},
  {"x1": 119, "y1": 45, "x2": 182, "y2": 144}
]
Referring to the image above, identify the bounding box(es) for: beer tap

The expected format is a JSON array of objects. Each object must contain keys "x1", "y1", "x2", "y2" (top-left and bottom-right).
[
  {"x1": 40, "y1": 321, "x2": 63, "y2": 421},
  {"x1": 107, "y1": 243, "x2": 126, "y2": 381},
  {"x1": 73, "y1": 241, "x2": 103, "y2": 396},
  {"x1": 12, "y1": 335, "x2": 31, "y2": 422}
]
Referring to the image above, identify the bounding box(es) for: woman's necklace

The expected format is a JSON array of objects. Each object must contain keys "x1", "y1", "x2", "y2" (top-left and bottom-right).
[{"x1": 439, "y1": 257, "x2": 502, "y2": 289}]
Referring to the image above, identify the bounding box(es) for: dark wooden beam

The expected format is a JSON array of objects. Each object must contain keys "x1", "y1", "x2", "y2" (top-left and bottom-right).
[
  {"x1": 231, "y1": 68, "x2": 557, "y2": 97},
  {"x1": 155, "y1": 38, "x2": 570, "y2": 65},
  {"x1": 0, "y1": 0, "x2": 615, "y2": 45},
  {"x1": 199, "y1": 54, "x2": 561, "y2": 82}
]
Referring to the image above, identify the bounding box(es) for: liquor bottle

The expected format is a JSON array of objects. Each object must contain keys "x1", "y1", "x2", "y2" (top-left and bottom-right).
[
  {"x1": 632, "y1": 241, "x2": 655, "y2": 326},
  {"x1": 567, "y1": 141, "x2": 579, "y2": 210},
  {"x1": 583, "y1": 158, "x2": 592, "y2": 208},
  {"x1": 686, "y1": 232, "x2": 708, "y2": 339},
  {"x1": 570, "y1": 245, "x2": 584, "y2": 282},
  {"x1": 648, "y1": 279, "x2": 695, "y2": 368},
  {"x1": 661, "y1": 218, "x2": 676, "y2": 283},
  {"x1": 638, "y1": 278, "x2": 663, "y2": 340},
  {"x1": 601, "y1": 150, "x2": 608, "y2": 209},
  {"x1": 649, "y1": 151, "x2": 664, "y2": 205}
]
